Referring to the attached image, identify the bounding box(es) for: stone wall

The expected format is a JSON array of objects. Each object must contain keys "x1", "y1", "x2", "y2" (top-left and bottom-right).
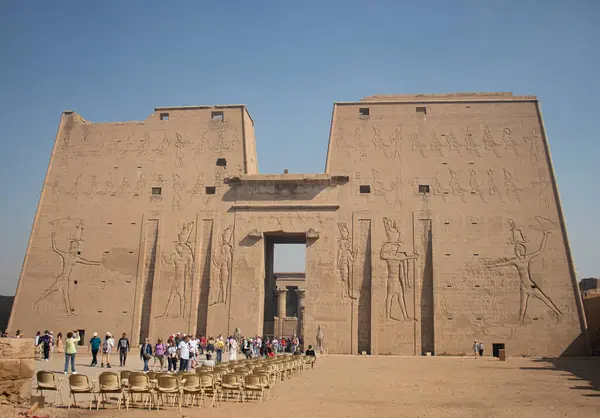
[{"x1": 0, "y1": 338, "x2": 34, "y2": 403}]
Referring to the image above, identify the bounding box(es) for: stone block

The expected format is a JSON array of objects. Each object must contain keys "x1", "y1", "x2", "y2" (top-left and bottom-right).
[
  {"x1": 19, "y1": 359, "x2": 35, "y2": 379},
  {"x1": 0, "y1": 360, "x2": 20, "y2": 381},
  {"x1": 0, "y1": 377, "x2": 31, "y2": 402},
  {"x1": 0, "y1": 339, "x2": 34, "y2": 360}
]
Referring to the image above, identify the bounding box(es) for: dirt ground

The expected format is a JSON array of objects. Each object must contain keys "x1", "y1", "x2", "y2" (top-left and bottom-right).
[{"x1": 3, "y1": 354, "x2": 599, "y2": 418}]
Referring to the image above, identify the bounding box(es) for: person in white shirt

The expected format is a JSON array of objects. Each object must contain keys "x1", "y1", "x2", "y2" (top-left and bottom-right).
[
  {"x1": 229, "y1": 337, "x2": 238, "y2": 361},
  {"x1": 178, "y1": 335, "x2": 190, "y2": 371},
  {"x1": 188, "y1": 336, "x2": 199, "y2": 370}
]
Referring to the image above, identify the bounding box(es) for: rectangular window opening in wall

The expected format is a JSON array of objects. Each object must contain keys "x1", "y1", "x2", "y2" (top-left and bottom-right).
[
  {"x1": 137, "y1": 166, "x2": 142, "y2": 169},
  {"x1": 359, "y1": 185, "x2": 371, "y2": 194},
  {"x1": 445, "y1": 253, "x2": 451, "y2": 256},
  {"x1": 206, "y1": 186, "x2": 216, "y2": 195},
  {"x1": 473, "y1": 253, "x2": 480, "y2": 256},
  {"x1": 444, "y1": 221, "x2": 450, "y2": 224},
  {"x1": 211, "y1": 111, "x2": 224, "y2": 121},
  {"x1": 129, "y1": 251, "x2": 134, "y2": 254},
  {"x1": 419, "y1": 185, "x2": 430, "y2": 194},
  {"x1": 74, "y1": 281, "x2": 78, "y2": 285},
  {"x1": 359, "y1": 108, "x2": 370, "y2": 117},
  {"x1": 475, "y1": 284, "x2": 481, "y2": 287},
  {"x1": 416, "y1": 106, "x2": 427, "y2": 114},
  {"x1": 131, "y1": 222, "x2": 136, "y2": 225},
  {"x1": 107, "y1": 222, "x2": 112, "y2": 225},
  {"x1": 160, "y1": 113, "x2": 169, "y2": 121},
  {"x1": 152, "y1": 187, "x2": 162, "y2": 196},
  {"x1": 216, "y1": 158, "x2": 227, "y2": 167},
  {"x1": 442, "y1": 162, "x2": 448, "y2": 165}
]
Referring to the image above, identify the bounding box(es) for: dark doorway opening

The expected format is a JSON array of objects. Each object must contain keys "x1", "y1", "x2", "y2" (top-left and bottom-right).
[
  {"x1": 77, "y1": 330, "x2": 86, "y2": 346},
  {"x1": 263, "y1": 233, "x2": 306, "y2": 339},
  {"x1": 492, "y1": 343, "x2": 505, "y2": 357},
  {"x1": 420, "y1": 220, "x2": 435, "y2": 355}
]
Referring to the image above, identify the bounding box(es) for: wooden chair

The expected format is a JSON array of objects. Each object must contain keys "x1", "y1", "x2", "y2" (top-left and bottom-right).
[
  {"x1": 220, "y1": 374, "x2": 244, "y2": 403},
  {"x1": 35, "y1": 371, "x2": 64, "y2": 406},
  {"x1": 119, "y1": 370, "x2": 131, "y2": 388},
  {"x1": 199, "y1": 373, "x2": 219, "y2": 408},
  {"x1": 155, "y1": 374, "x2": 182, "y2": 411},
  {"x1": 126, "y1": 372, "x2": 153, "y2": 410},
  {"x1": 243, "y1": 375, "x2": 264, "y2": 403},
  {"x1": 97, "y1": 372, "x2": 124, "y2": 410},
  {"x1": 68, "y1": 374, "x2": 97, "y2": 410},
  {"x1": 181, "y1": 374, "x2": 203, "y2": 407}
]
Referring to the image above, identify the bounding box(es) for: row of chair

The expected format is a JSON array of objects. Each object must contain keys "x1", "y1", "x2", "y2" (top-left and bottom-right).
[{"x1": 35, "y1": 353, "x2": 316, "y2": 410}]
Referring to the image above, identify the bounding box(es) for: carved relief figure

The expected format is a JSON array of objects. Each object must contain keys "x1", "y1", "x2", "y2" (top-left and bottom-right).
[
  {"x1": 211, "y1": 225, "x2": 234, "y2": 305},
  {"x1": 117, "y1": 176, "x2": 131, "y2": 198},
  {"x1": 60, "y1": 136, "x2": 70, "y2": 167},
  {"x1": 485, "y1": 220, "x2": 563, "y2": 324},
  {"x1": 172, "y1": 174, "x2": 183, "y2": 211},
  {"x1": 411, "y1": 177, "x2": 421, "y2": 196},
  {"x1": 469, "y1": 169, "x2": 486, "y2": 203},
  {"x1": 523, "y1": 128, "x2": 541, "y2": 162},
  {"x1": 411, "y1": 133, "x2": 427, "y2": 158},
  {"x1": 137, "y1": 133, "x2": 151, "y2": 157},
  {"x1": 157, "y1": 243, "x2": 194, "y2": 318},
  {"x1": 464, "y1": 126, "x2": 482, "y2": 157},
  {"x1": 482, "y1": 125, "x2": 502, "y2": 157},
  {"x1": 67, "y1": 175, "x2": 83, "y2": 199},
  {"x1": 188, "y1": 174, "x2": 204, "y2": 201},
  {"x1": 336, "y1": 223, "x2": 356, "y2": 299},
  {"x1": 353, "y1": 128, "x2": 368, "y2": 158},
  {"x1": 173, "y1": 132, "x2": 186, "y2": 167},
  {"x1": 335, "y1": 129, "x2": 352, "y2": 157},
  {"x1": 316, "y1": 325, "x2": 324, "y2": 350},
  {"x1": 230, "y1": 129, "x2": 241, "y2": 151},
  {"x1": 35, "y1": 230, "x2": 102, "y2": 315},
  {"x1": 154, "y1": 133, "x2": 170, "y2": 156},
  {"x1": 503, "y1": 169, "x2": 522, "y2": 202},
  {"x1": 372, "y1": 170, "x2": 401, "y2": 206},
  {"x1": 380, "y1": 217, "x2": 418, "y2": 321},
  {"x1": 487, "y1": 169, "x2": 505, "y2": 203},
  {"x1": 431, "y1": 177, "x2": 449, "y2": 202},
  {"x1": 532, "y1": 176, "x2": 550, "y2": 208},
  {"x1": 215, "y1": 130, "x2": 228, "y2": 153},
  {"x1": 133, "y1": 174, "x2": 146, "y2": 197},
  {"x1": 446, "y1": 129, "x2": 465, "y2": 157},
  {"x1": 372, "y1": 126, "x2": 388, "y2": 151},
  {"x1": 193, "y1": 131, "x2": 210, "y2": 159},
  {"x1": 52, "y1": 180, "x2": 60, "y2": 204},
  {"x1": 502, "y1": 128, "x2": 520, "y2": 158},
  {"x1": 384, "y1": 125, "x2": 403, "y2": 161},
  {"x1": 84, "y1": 176, "x2": 98, "y2": 198},
  {"x1": 448, "y1": 169, "x2": 468, "y2": 203},
  {"x1": 428, "y1": 130, "x2": 446, "y2": 157}
]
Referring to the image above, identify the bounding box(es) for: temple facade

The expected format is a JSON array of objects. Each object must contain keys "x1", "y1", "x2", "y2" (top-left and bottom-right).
[{"x1": 9, "y1": 93, "x2": 589, "y2": 356}]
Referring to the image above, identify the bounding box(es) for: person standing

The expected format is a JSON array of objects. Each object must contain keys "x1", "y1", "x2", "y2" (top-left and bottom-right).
[
  {"x1": 101, "y1": 333, "x2": 114, "y2": 368},
  {"x1": 89, "y1": 332, "x2": 101, "y2": 366},
  {"x1": 478, "y1": 341, "x2": 484, "y2": 357},
  {"x1": 140, "y1": 338, "x2": 153, "y2": 372},
  {"x1": 167, "y1": 340, "x2": 177, "y2": 372},
  {"x1": 64, "y1": 331, "x2": 80, "y2": 374},
  {"x1": 117, "y1": 333, "x2": 130, "y2": 367},
  {"x1": 154, "y1": 338, "x2": 166, "y2": 372},
  {"x1": 38, "y1": 330, "x2": 51, "y2": 361},
  {"x1": 229, "y1": 337, "x2": 238, "y2": 361},
  {"x1": 473, "y1": 340, "x2": 479, "y2": 358},
  {"x1": 56, "y1": 332, "x2": 63, "y2": 353},
  {"x1": 206, "y1": 336, "x2": 215, "y2": 361},
  {"x1": 178, "y1": 335, "x2": 190, "y2": 371},
  {"x1": 305, "y1": 345, "x2": 317, "y2": 369},
  {"x1": 215, "y1": 337, "x2": 224, "y2": 363}
]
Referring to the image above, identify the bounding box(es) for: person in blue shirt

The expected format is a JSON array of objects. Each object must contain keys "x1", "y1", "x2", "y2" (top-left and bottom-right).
[
  {"x1": 140, "y1": 338, "x2": 153, "y2": 372},
  {"x1": 89, "y1": 332, "x2": 101, "y2": 367}
]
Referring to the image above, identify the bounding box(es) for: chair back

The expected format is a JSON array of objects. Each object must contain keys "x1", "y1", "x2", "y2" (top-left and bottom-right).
[
  {"x1": 98, "y1": 372, "x2": 120, "y2": 390},
  {"x1": 157, "y1": 375, "x2": 179, "y2": 391},
  {"x1": 128, "y1": 372, "x2": 150, "y2": 389},
  {"x1": 146, "y1": 371, "x2": 157, "y2": 380},
  {"x1": 69, "y1": 374, "x2": 91, "y2": 390},
  {"x1": 199, "y1": 373, "x2": 215, "y2": 388},
  {"x1": 36, "y1": 371, "x2": 57, "y2": 389},
  {"x1": 254, "y1": 372, "x2": 270, "y2": 386},
  {"x1": 222, "y1": 374, "x2": 239, "y2": 386},
  {"x1": 183, "y1": 374, "x2": 200, "y2": 389},
  {"x1": 244, "y1": 375, "x2": 261, "y2": 386},
  {"x1": 120, "y1": 370, "x2": 131, "y2": 381}
]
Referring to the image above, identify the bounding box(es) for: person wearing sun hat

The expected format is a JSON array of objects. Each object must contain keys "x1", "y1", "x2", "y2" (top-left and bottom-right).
[{"x1": 101, "y1": 332, "x2": 114, "y2": 368}]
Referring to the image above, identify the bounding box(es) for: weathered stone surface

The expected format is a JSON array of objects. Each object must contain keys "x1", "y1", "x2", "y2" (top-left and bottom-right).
[
  {"x1": 6, "y1": 95, "x2": 589, "y2": 357},
  {"x1": 0, "y1": 339, "x2": 34, "y2": 360},
  {"x1": 0, "y1": 378, "x2": 31, "y2": 402},
  {"x1": 18, "y1": 360, "x2": 35, "y2": 380},
  {"x1": 0, "y1": 360, "x2": 20, "y2": 381}
]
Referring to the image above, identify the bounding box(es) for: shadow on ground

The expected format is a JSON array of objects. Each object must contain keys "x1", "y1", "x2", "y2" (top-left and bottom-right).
[{"x1": 520, "y1": 357, "x2": 600, "y2": 397}]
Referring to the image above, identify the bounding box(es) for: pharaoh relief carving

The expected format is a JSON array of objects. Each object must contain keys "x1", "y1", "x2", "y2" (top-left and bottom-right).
[
  {"x1": 84, "y1": 175, "x2": 98, "y2": 198},
  {"x1": 523, "y1": 128, "x2": 541, "y2": 162},
  {"x1": 446, "y1": 129, "x2": 465, "y2": 157},
  {"x1": 137, "y1": 133, "x2": 151, "y2": 157},
  {"x1": 503, "y1": 168, "x2": 523, "y2": 203},
  {"x1": 67, "y1": 175, "x2": 83, "y2": 199},
  {"x1": 193, "y1": 131, "x2": 210, "y2": 159},
  {"x1": 215, "y1": 130, "x2": 229, "y2": 153},
  {"x1": 411, "y1": 133, "x2": 427, "y2": 158},
  {"x1": 60, "y1": 135, "x2": 70, "y2": 168},
  {"x1": 154, "y1": 133, "x2": 170, "y2": 156},
  {"x1": 502, "y1": 128, "x2": 521, "y2": 158},
  {"x1": 372, "y1": 170, "x2": 402, "y2": 207},
  {"x1": 51, "y1": 180, "x2": 61, "y2": 205},
  {"x1": 482, "y1": 125, "x2": 502, "y2": 157},
  {"x1": 469, "y1": 169, "x2": 487, "y2": 203},
  {"x1": 484, "y1": 218, "x2": 563, "y2": 324},
  {"x1": 35, "y1": 219, "x2": 102, "y2": 315},
  {"x1": 487, "y1": 169, "x2": 505, "y2": 203},
  {"x1": 464, "y1": 126, "x2": 482, "y2": 158},
  {"x1": 431, "y1": 177, "x2": 450, "y2": 203},
  {"x1": 173, "y1": 132, "x2": 187, "y2": 167},
  {"x1": 155, "y1": 222, "x2": 195, "y2": 318},
  {"x1": 383, "y1": 125, "x2": 403, "y2": 161},
  {"x1": 188, "y1": 174, "x2": 204, "y2": 202},
  {"x1": 172, "y1": 174, "x2": 183, "y2": 211},
  {"x1": 448, "y1": 169, "x2": 468, "y2": 203},
  {"x1": 380, "y1": 217, "x2": 418, "y2": 321},
  {"x1": 210, "y1": 225, "x2": 234, "y2": 306},
  {"x1": 428, "y1": 130, "x2": 446, "y2": 157},
  {"x1": 336, "y1": 223, "x2": 357, "y2": 299},
  {"x1": 532, "y1": 175, "x2": 550, "y2": 208},
  {"x1": 133, "y1": 174, "x2": 146, "y2": 198}
]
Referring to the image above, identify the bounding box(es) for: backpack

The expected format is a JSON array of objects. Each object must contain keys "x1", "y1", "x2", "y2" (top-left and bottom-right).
[{"x1": 102, "y1": 341, "x2": 110, "y2": 353}]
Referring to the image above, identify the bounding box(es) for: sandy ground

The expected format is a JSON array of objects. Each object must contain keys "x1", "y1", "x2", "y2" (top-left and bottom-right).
[{"x1": 2, "y1": 353, "x2": 599, "y2": 418}]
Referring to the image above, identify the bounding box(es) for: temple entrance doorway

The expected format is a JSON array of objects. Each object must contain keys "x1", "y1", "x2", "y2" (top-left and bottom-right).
[{"x1": 263, "y1": 232, "x2": 306, "y2": 340}]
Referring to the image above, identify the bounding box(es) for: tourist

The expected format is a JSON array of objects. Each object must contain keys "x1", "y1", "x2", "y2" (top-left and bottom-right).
[
  {"x1": 55, "y1": 332, "x2": 63, "y2": 353},
  {"x1": 140, "y1": 338, "x2": 153, "y2": 372},
  {"x1": 38, "y1": 330, "x2": 51, "y2": 361},
  {"x1": 305, "y1": 345, "x2": 317, "y2": 368},
  {"x1": 292, "y1": 335, "x2": 300, "y2": 353},
  {"x1": 293, "y1": 346, "x2": 301, "y2": 356},
  {"x1": 101, "y1": 332, "x2": 114, "y2": 368},
  {"x1": 215, "y1": 336, "x2": 224, "y2": 363},
  {"x1": 189, "y1": 335, "x2": 199, "y2": 370},
  {"x1": 118, "y1": 333, "x2": 130, "y2": 367},
  {"x1": 479, "y1": 341, "x2": 484, "y2": 357},
  {"x1": 229, "y1": 336, "x2": 238, "y2": 361},
  {"x1": 272, "y1": 337, "x2": 279, "y2": 354},
  {"x1": 154, "y1": 338, "x2": 166, "y2": 372},
  {"x1": 206, "y1": 336, "x2": 215, "y2": 361},
  {"x1": 15, "y1": 330, "x2": 22, "y2": 338},
  {"x1": 280, "y1": 337, "x2": 287, "y2": 353},
  {"x1": 178, "y1": 335, "x2": 190, "y2": 371},
  {"x1": 64, "y1": 331, "x2": 80, "y2": 374},
  {"x1": 49, "y1": 331, "x2": 55, "y2": 358},
  {"x1": 473, "y1": 340, "x2": 479, "y2": 358},
  {"x1": 175, "y1": 332, "x2": 182, "y2": 346},
  {"x1": 167, "y1": 340, "x2": 177, "y2": 372},
  {"x1": 89, "y1": 332, "x2": 101, "y2": 366},
  {"x1": 35, "y1": 331, "x2": 41, "y2": 346},
  {"x1": 200, "y1": 335, "x2": 207, "y2": 355}
]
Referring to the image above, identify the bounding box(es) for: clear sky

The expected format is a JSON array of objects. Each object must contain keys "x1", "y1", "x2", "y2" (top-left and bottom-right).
[{"x1": 0, "y1": 1, "x2": 598, "y2": 295}]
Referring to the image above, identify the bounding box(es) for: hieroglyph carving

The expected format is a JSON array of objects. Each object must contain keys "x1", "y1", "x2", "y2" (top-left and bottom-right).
[
  {"x1": 172, "y1": 174, "x2": 183, "y2": 211},
  {"x1": 35, "y1": 220, "x2": 102, "y2": 315},
  {"x1": 337, "y1": 223, "x2": 357, "y2": 299},
  {"x1": 316, "y1": 325, "x2": 324, "y2": 350},
  {"x1": 532, "y1": 176, "x2": 550, "y2": 208},
  {"x1": 464, "y1": 126, "x2": 482, "y2": 158},
  {"x1": 380, "y1": 217, "x2": 417, "y2": 321},
  {"x1": 487, "y1": 169, "x2": 505, "y2": 203},
  {"x1": 448, "y1": 169, "x2": 468, "y2": 203},
  {"x1": 210, "y1": 225, "x2": 234, "y2": 305},
  {"x1": 469, "y1": 169, "x2": 487, "y2": 203},
  {"x1": 503, "y1": 168, "x2": 523, "y2": 203},
  {"x1": 482, "y1": 125, "x2": 502, "y2": 157},
  {"x1": 484, "y1": 218, "x2": 563, "y2": 323},
  {"x1": 523, "y1": 128, "x2": 541, "y2": 162},
  {"x1": 372, "y1": 170, "x2": 402, "y2": 207},
  {"x1": 156, "y1": 222, "x2": 195, "y2": 318},
  {"x1": 502, "y1": 128, "x2": 520, "y2": 158}
]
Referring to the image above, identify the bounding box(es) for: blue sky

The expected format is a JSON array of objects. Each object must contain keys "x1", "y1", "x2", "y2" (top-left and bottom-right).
[{"x1": 0, "y1": 1, "x2": 598, "y2": 295}]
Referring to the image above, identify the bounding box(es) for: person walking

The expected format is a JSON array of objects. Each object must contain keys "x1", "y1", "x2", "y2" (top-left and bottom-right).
[
  {"x1": 178, "y1": 335, "x2": 190, "y2": 371},
  {"x1": 117, "y1": 333, "x2": 130, "y2": 367},
  {"x1": 478, "y1": 341, "x2": 484, "y2": 357},
  {"x1": 167, "y1": 340, "x2": 177, "y2": 372},
  {"x1": 101, "y1": 333, "x2": 114, "y2": 368},
  {"x1": 229, "y1": 336, "x2": 238, "y2": 361},
  {"x1": 473, "y1": 340, "x2": 479, "y2": 358},
  {"x1": 89, "y1": 332, "x2": 101, "y2": 366},
  {"x1": 215, "y1": 337, "x2": 224, "y2": 363},
  {"x1": 64, "y1": 331, "x2": 80, "y2": 374},
  {"x1": 38, "y1": 330, "x2": 51, "y2": 361},
  {"x1": 154, "y1": 338, "x2": 166, "y2": 372},
  {"x1": 206, "y1": 336, "x2": 215, "y2": 361},
  {"x1": 55, "y1": 332, "x2": 63, "y2": 353},
  {"x1": 140, "y1": 338, "x2": 153, "y2": 372}
]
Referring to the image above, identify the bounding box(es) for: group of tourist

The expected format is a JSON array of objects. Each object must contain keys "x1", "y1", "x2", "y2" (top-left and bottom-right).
[{"x1": 473, "y1": 340, "x2": 485, "y2": 357}]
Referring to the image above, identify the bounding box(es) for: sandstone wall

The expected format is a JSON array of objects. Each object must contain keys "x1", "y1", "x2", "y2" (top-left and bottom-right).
[{"x1": 0, "y1": 338, "x2": 34, "y2": 403}]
